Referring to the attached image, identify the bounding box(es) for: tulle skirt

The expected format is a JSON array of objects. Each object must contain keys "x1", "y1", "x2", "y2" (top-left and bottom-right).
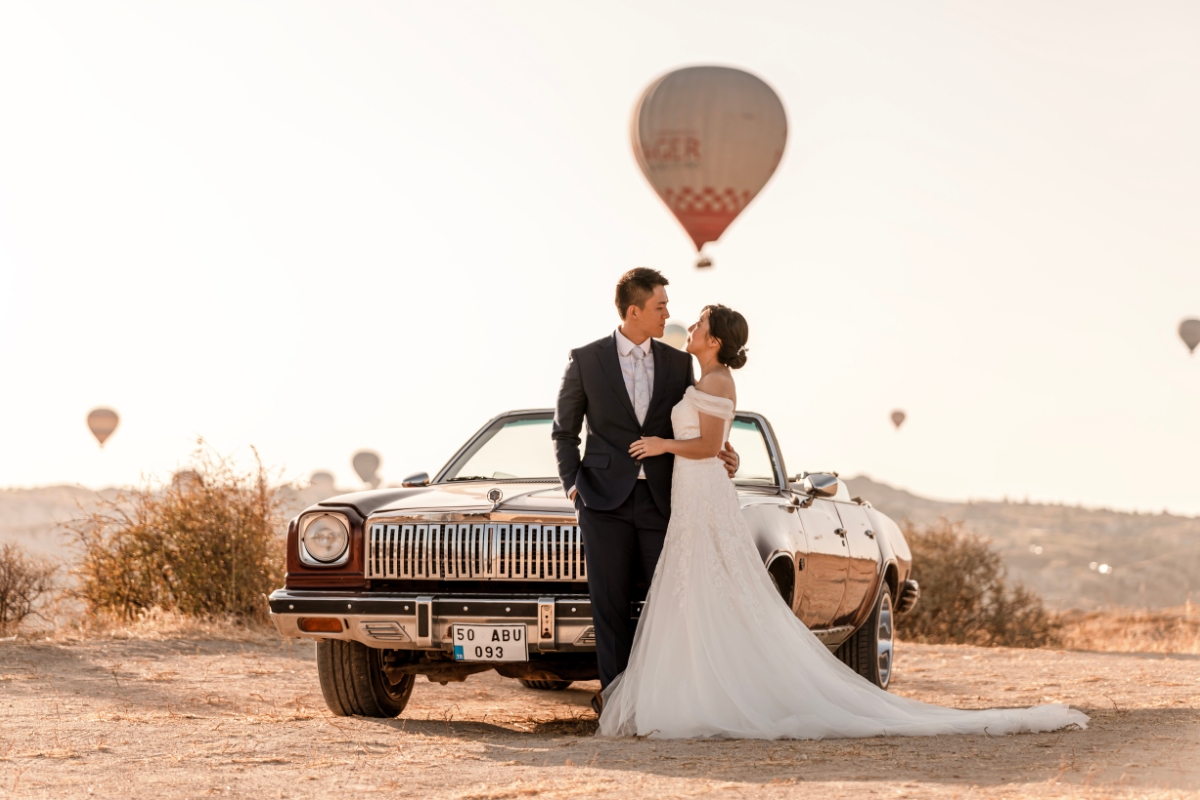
[{"x1": 598, "y1": 457, "x2": 1088, "y2": 740}]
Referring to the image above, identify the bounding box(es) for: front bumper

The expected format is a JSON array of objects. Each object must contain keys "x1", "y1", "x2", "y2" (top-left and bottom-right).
[{"x1": 269, "y1": 589, "x2": 597, "y2": 653}]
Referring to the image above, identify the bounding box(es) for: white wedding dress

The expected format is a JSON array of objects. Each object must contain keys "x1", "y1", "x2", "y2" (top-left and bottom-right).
[{"x1": 598, "y1": 387, "x2": 1089, "y2": 740}]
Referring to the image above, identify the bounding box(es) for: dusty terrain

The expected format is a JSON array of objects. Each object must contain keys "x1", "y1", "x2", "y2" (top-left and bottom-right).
[{"x1": 0, "y1": 636, "x2": 1196, "y2": 799}]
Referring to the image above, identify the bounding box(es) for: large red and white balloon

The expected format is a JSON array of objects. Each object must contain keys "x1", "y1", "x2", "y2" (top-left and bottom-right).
[{"x1": 632, "y1": 66, "x2": 787, "y2": 266}]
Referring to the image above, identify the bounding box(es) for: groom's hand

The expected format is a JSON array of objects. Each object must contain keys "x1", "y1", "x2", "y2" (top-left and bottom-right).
[{"x1": 718, "y1": 440, "x2": 739, "y2": 479}]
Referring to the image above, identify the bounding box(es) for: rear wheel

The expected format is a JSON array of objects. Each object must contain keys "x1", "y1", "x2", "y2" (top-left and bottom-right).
[
  {"x1": 316, "y1": 639, "x2": 416, "y2": 717},
  {"x1": 834, "y1": 585, "x2": 895, "y2": 690},
  {"x1": 519, "y1": 679, "x2": 573, "y2": 691}
]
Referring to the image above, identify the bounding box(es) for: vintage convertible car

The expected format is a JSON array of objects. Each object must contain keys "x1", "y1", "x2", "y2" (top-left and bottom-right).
[{"x1": 269, "y1": 408, "x2": 920, "y2": 718}]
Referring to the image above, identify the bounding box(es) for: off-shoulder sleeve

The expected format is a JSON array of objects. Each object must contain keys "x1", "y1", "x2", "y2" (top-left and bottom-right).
[{"x1": 686, "y1": 386, "x2": 735, "y2": 420}]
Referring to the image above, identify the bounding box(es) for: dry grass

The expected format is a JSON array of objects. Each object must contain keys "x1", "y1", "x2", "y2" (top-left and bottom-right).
[
  {"x1": 1059, "y1": 603, "x2": 1200, "y2": 654},
  {"x1": 65, "y1": 441, "x2": 286, "y2": 623},
  {"x1": 39, "y1": 607, "x2": 282, "y2": 644},
  {"x1": 901, "y1": 517, "x2": 1061, "y2": 648}
]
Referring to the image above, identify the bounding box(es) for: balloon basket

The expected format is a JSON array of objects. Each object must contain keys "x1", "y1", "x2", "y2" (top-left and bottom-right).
[{"x1": 695, "y1": 255, "x2": 713, "y2": 269}]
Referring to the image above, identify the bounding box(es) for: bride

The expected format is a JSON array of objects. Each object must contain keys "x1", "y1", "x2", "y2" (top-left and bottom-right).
[{"x1": 603, "y1": 304, "x2": 1088, "y2": 740}]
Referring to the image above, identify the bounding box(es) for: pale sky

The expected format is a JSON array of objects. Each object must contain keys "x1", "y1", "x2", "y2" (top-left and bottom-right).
[{"x1": 1, "y1": 2, "x2": 1197, "y2": 514}]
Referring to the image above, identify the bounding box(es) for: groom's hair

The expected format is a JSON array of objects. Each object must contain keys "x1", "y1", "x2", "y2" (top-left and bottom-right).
[{"x1": 615, "y1": 267, "x2": 669, "y2": 319}]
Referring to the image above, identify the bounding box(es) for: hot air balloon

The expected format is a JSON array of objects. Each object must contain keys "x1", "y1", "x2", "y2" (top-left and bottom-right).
[
  {"x1": 310, "y1": 471, "x2": 336, "y2": 497},
  {"x1": 87, "y1": 407, "x2": 119, "y2": 447},
  {"x1": 1180, "y1": 318, "x2": 1200, "y2": 355},
  {"x1": 890, "y1": 410, "x2": 906, "y2": 430},
  {"x1": 632, "y1": 66, "x2": 787, "y2": 268},
  {"x1": 352, "y1": 450, "x2": 381, "y2": 488},
  {"x1": 660, "y1": 322, "x2": 689, "y2": 350},
  {"x1": 171, "y1": 470, "x2": 202, "y2": 490}
]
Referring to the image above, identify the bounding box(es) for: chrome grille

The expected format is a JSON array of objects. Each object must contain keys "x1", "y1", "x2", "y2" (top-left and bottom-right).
[{"x1": 367, "y1": 523, "x2": 587, "y2": 581}]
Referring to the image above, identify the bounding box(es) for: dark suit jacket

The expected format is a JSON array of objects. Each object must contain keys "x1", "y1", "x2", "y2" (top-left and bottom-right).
[{"x1": 553, "y1": 333, "x2": 694, "y2": 517}]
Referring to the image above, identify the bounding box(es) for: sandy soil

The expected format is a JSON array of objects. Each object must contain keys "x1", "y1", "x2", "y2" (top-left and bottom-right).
[{"x1": 0, "y1": 636, "x2": 1196, "y2": 799}]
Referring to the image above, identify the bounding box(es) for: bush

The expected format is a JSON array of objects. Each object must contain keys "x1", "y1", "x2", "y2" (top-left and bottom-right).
[
  {"x1": 0, "y1": 542, "x2": 57, "y2": 634},
  {"x1": 69, "y1": 444, "x2": 285, "y2": 622},
  {"x1": 901, "y1": 517, "x2": 1061, "y2": 648}
]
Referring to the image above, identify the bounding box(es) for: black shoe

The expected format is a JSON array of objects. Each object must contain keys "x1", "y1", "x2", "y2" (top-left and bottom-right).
[{"x1": 591, "y1": 691, "x2": 604, "y2": 716}]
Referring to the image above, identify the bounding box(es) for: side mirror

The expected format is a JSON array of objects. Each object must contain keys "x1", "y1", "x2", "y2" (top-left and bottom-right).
[
  {"x1": 802, "y1": 472, "x2": 839, "y2": 498},
  {"x1": 401, "y1": 471, "x2": 430, "y2": 488}
]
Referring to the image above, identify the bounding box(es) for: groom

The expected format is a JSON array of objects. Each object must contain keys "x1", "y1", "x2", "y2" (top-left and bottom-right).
[{"x1": 553, "y1": 267, "x2": 738, "y2": 709}]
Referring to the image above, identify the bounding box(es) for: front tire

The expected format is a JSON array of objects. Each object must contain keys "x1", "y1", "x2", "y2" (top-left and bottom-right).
[
  {"x1": 316, "y1": 639, "x2": 416, "y2": 717},
  {"x1": 834, "y1": 585, "x2": 895, "y2": 690},
  {"x1": 519, "y1": 679, "x2": 573, "y2": 691}
]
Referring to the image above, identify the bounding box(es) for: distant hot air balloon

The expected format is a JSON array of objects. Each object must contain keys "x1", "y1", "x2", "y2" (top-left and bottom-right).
[
  {"x1": 352, "y1": 450, "x2": 381, "y2": 488},
  {"x1": 1180, "y1": 318, "x2": 1200, "y2": 355},
  {"x1": 310, "y1": 471, "x2": 336, "y2": 497},
  {"x1": 890, "y1": 410, "x2": 906, "y2": 430},
  {"x1": 661, "y1": 322, "x2": 689, "y2": 350},
  {"x1": 87, "y1": 407, "x2": 119, "y2": 447},
  {"x1": 171, "y1": 470, "x2": 202, "y2": 490},
  {"x1": 632, "y1": 66, "x2": 787, "y2": 268}
]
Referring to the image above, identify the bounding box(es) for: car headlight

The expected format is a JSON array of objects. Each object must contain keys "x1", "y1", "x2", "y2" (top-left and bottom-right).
[{"x1": 300, "y1": 514, "x2": 349, "y2": 564}]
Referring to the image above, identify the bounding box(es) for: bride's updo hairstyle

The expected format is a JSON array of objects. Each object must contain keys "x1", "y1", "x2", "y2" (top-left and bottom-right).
[{"x1": 702, "y1": 304, "x2": 749, "y2": 369}]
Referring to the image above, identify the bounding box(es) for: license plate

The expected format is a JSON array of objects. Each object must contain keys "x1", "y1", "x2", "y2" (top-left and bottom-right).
[{"x1": 451, "y1": 624, "x2": 528, "y2": 662}]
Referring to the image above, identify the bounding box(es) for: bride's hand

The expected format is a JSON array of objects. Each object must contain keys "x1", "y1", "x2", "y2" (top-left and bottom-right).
[{"x1": 629, "y1": 436, "x2": 667, "y2": 460}]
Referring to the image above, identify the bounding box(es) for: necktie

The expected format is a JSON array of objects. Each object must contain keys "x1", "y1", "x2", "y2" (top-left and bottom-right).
[{"x1": 631, "y1": 346, "x2": 649, "y2": 425}]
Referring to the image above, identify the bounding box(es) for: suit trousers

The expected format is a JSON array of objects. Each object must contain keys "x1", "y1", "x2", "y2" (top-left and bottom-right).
[{"x1": 577, "y1": 480, "x2": 669, "y2": 689}]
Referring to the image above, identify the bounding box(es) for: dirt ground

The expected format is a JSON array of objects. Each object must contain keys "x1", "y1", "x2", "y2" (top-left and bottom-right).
[{"x1": 0, "y1": 636, "x2": 1197, "y2": 799}]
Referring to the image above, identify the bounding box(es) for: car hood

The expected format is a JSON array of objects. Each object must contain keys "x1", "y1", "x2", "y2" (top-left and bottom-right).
[
  {"x1": 318, "y1": 481, "x2": 574, "y2": 520},
  {"x1": 316, "y1": 479, "x2": 780, "y2": 521}
]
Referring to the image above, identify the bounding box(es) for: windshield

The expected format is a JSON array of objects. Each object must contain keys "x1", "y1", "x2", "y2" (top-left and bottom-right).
[
  {"x1": 441, "y1": 418, "x2": 565, "y2": 481},
  {"x1": 728, "y1": 418, "x2": 777, "y2": 486},
  {"x1": 438, "y1": 413, "x2": 778, "y2": 485}
]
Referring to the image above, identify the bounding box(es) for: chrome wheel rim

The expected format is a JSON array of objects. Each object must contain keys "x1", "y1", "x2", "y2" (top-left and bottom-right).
[{"x1": 877, "y1": 592, "x2": 894, "y2": 688}]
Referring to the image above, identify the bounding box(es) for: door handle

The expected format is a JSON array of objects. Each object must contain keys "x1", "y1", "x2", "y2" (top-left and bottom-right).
[{"x1": 834, "y1": 527, "x2": 846, "y2": 537}]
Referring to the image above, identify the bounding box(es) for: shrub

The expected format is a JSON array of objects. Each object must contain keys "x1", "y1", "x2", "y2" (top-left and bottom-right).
[
  {"x1": 0, "y1": 542, "x2": 57, "y2": 634},
  {"x1": 69, "y1": 444, "x2": 284, "y2": 622},
  {"x1": 901, "y1": 517, "x2": 1061, "y2": 648}
]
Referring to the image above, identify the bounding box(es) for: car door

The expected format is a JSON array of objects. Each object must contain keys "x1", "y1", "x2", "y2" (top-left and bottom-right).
[
  {"x1": 795, "y1": 498, "x2": 847, "y2": 628},
  {"x1": 833, "y1": 501, "x2": 882, "y2": 626}
]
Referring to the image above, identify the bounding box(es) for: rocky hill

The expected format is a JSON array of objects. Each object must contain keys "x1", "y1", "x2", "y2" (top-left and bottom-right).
[{"x1": 843, "y1": 475, "x2": 1200, "y2": 611}]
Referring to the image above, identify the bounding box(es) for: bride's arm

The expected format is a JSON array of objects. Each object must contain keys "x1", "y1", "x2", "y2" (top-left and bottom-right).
[{"x1": 629, "y1": 412, "x2": 727, "y2": 461}]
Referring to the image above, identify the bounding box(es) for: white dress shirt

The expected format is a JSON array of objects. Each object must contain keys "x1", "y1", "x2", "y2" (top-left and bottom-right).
[
  {"x1": 614, "y1": 328, "x2": 655, "y2": 408},
  {"x1": 614, "y1": 327, "x2": 654, "y2": 478}
]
